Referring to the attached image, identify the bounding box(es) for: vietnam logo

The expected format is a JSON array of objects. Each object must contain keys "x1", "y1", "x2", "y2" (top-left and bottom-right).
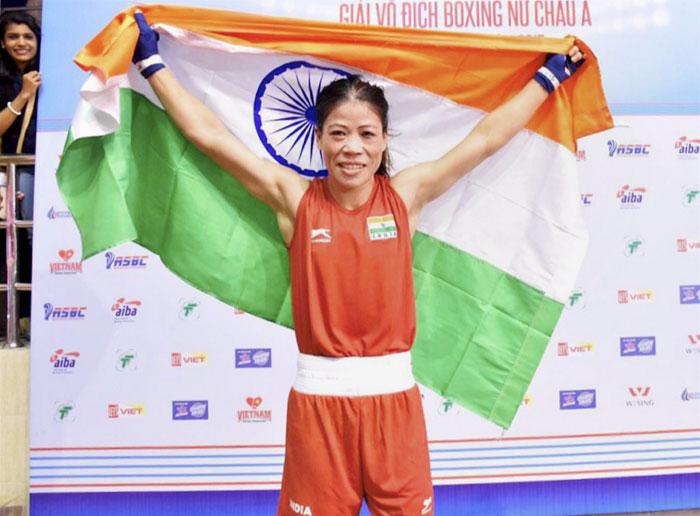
[
  {"x1": 49, "y1": 249, "x2": 83, "y2": 274},
  {"x1": 254, "y1": 61, "x2": 351, "y2": 177}
]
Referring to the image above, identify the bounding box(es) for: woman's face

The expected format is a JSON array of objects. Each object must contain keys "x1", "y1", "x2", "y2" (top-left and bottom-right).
[
  {"x1": 317, "y1": 99, "x2": 387, "y2": 191},
  {"x1": 2, "y1": 22, "x2": 38, "y2": 70}
]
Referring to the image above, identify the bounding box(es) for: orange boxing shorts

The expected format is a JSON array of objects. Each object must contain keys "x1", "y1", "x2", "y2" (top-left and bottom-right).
[{"x1": 278, "y1": 352, "x2": 434, "y2": 516}]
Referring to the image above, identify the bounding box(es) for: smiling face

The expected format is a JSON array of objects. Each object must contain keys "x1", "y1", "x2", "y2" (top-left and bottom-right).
[
  {"x1": 2, "y1": 22, "x2": 38, "y2": 71},
  {"x1": 317, "y1": 99, "x2": 388, "y2": 193}
]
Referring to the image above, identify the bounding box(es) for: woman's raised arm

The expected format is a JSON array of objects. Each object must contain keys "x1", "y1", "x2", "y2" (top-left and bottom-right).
[{"x1": 133, "y1": 12, "x2": 307, "y2": 243}]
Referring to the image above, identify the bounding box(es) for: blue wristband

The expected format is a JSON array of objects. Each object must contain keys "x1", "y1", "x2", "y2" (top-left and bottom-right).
[{"x1": 534, "y1": 54, "x2": 581, "y2": 93}]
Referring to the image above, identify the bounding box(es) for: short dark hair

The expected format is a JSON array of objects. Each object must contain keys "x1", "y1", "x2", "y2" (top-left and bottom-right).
[
  {"x1": 0, "y1": 11, "x2": 41, "y2": 76},
  {"x1": 316, "y1": 75, "x2": 391, "y2": 177}
]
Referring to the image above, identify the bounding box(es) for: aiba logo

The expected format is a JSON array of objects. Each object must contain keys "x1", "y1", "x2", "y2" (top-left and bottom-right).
[
  {"x1": 675, "y1": 136, "x2": 700, "y2": 158},
  {"x1": 235, "y1": 348, "x2": 272, "y2": 368},
  {"x1": 47, "y1": 206, "x2": 71, "y2": 219},
  {"x1": 626, "y1": 386, "x2": 654, "y2": 407},
  {"x1": 557, "y1": 341, "x2": 594, "y2": 356},
  {"x1": 108, "y1": 403, "x2": 145, "y2": 419},
  {"x1": 607, "y1": 140, "x2": 651, "y2": 157},
  {"x1": 171, "y1": 352, "x2": 208, "y2": 367},
  {"x1": 49, "y1": 249, "x2": 83, "y2": 275},
  {"x1": 679, "y1": 285, "x2": 700, "y2": 304},
  {"x1": 617, "y1": 185, "x2": 646, "y2": 208},
  {"x1": 580, "y1": 193, "x2": 593, "y2": 206},
  {"x1": 43, "y1": 303, "x2": 86, "y2": 321},
  {"x1": 54, "y1": 401, "x2": 76, "y2": 422},
  {"x1": 620, "y1": 336, "x2": 656, "y2": 356},
  {"x1": 682, "y1": 187, "x2": 699, "y2": 207},
  {"x1": 237, "y1": 396, "x2": 272, "y2": 423},
  {"x1": 566, "y1": 288, "x2": 586, "y2": 310},
  {"x1": 617, "y1": 289, "x2": 655, "y2": 304},
  {"x1": 49, "y1": 348, "x2": 80, "y2": 373},
  {"x1": 623, "y1": 237, "x2": 645, "y2": 257},
  {"x1": 111, "y1": 298, "x2": 142, "y2": 322},
  {"x1": 115, "y1": 350, "x2": 137, "y2": 372},
  {"x1": 559, "y1": 389, "x2": 596, "y2": 410},
  {"x1": 687, "y1": 334, "x2": 700, "y2": 355},
  {"x1": 172, "y1": 400, "x2": 209, "y2": 420},
  {"x1": 677, "y1": 238, "x2": 700, "y2": 253},
  {"x1": 105, "y1": 251, "x2": 148, "y2": 270},
  {"x1": 179, "y1": 299, "x2": 200, "y2": 321},
  {"x1": 681, "y1": 389, "x2": 700, "y2": 402}
]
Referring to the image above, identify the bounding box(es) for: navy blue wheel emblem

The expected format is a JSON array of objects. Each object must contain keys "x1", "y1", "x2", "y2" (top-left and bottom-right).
[{"x1": 254, "y1": 61, "x2": 351, "y2": 178}]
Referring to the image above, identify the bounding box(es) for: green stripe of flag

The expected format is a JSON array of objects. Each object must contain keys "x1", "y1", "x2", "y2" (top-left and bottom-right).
[{"x1": 58, "y1": 89, "x2": 562, "y2": 428}]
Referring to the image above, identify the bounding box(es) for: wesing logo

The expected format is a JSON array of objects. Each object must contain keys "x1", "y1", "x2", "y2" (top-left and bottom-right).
[
  {"x1": 566, "y1": 288, "x2": 586, "y2": 310},
  {"x1": 675, "y1": 136, "x2": 700, "y2": 158},
  {"x1": 617, "y1": 185, "x2": 646, "y2": 208},
  {"x1": 620, "y1": 336, "x2": 656, "y2": 356},
  {"x1": 49, "y1": 249, "x2": 82, "y2": 275},
  {"x1": 115, "y1": 350, "x2": 137, "y2": 372},
  {"x1": 105, "y1": 251, "x2": 148, "y2": 270},
  {"x1": 171, "y1": 352, "x2": 208, "y2": 367},
  {"x1": 43, "y1": 303, "x2": 86, "y2": 321},
  {"x1": 54, "y1": 402, "x2": 76, "y2": 422},
  {"x1": 47, "y1": 206, "x2": 71, "y2": 219},
  {"x1": 237, "y1": 396, "x2": 272, "y2": 423},
  {"x1": 559, "y1": 389, "x2": 596, "y2": 410},
  {"x1": 677, "y1": 238, "x2": 700, "y2": 253},
  {"x1": 437, "y1": 398, "x2": 461, "y2": 416},
  {"x1": 179, "y1": 299, "x2": 200, "y2": 321},
  {"x1": 626, "y1": 386, "x2": 654, "y2": 407},
  {"x1": 236, "y1": 348, "x2": 272, "y2": 368},
  {"x1": 679, "y1": 285, "x2": 700, "y2": 304},
  {"x1": 49, "y1": 349, "x2": 80, "y2": 373},
  {"x1": 172, "y1": 400, "x2": 209, "y2": 420},
  {"x1": 618, "y1": 289, "x2": 655, "y2": 304},
  {"x1": 681, "y1": 389, "x2": 700, "y2": 401},
  {"x1": 108, "y1": 403, "x2": 145, "y2": 419},
  {"x1": 111, "y1": 298, "x2": 142, "y2": 322},
  {"x1": 557, "y1": 341, "x2": 594, "y2": 356},
  {"x1": 683, "y1": 187, "x2": 699, "y2": 207},
  {"x1": 607, "y1": 140, "x2": 650, "y2": 157},
  {"x1": 624, "y1": 237, "x2": 645, "y2": 257}
]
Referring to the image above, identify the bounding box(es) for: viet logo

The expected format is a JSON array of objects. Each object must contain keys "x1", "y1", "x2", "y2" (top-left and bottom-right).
[
  {"x1": 49, "y1": 348, "x2": 80, "y2": 373},
  {"x1": 682, "y1": 187, "x2": 700, "y2": 207},
  {"x1": 626, "y1": 386, "x2": 654, "y2": 407},
  {"x1": 172, "y1": 400, "x2": 209, "y2": 420},
  {"x1": 559, "y1": 389, "x2": 596, "y2": 410},
  {"x1": 557, "y1": 341, "x2": 594, "y2": 356},
  {"x1": 171, "y1": 352, "x2": 208, "y2": 367},
  {"x1": 677, "y1": 238, "x2": 700, "y2": 252},
  {"x1": 617, "y1": 185, "x2": 646, "y2": 208},
  {"x1": 623, "y1": 237, "x2": 645, "y2": 257},
  {"x1": 566, "y1": 288, "x2": 586, "y2": 310},
  {"x1": 111, "y1": 298, "x2": 142, "y2": 322},
  {"x1": 679, "y1": 285, "x2": 700, "y2": 304},
  {"x1": 681, "y1": 389, "x2": 700, "y2": 401},
  {"x1": 49, "y1": 249, "x2": 82, "y2": 274},
  {"x1": 43, "y1": 303, "x2": 86, "y2": 321},
  {"x1": 54, "y1": 401, "x2": 76, "y2": 422},
  {"x1": 607, "y1": 140, "x2": 650, "y2": 157},
  {"x1": 237, "y1": 396, "x2": 272, "y2": 423},
  {"x1": 179, "y1": 299, "x2": 200, "y2": 320},
  {"x1": 47, "y1": 206, "x2": 71, "y2": 219},
  {"x1": 108, "y1": 403, "x2": 145, "y2": 419},
  {"x1": 235, "y1": 348, "x2": 272, "y2": 368},
  {"x1": 367, "y1": 214, "x2": 397, "y2": 241},
  {"x1": 105, "y1": 251, "x2": 148, "y2": 270},
  {"x1": 617, "y1": 289, "x2": 654, "y2": 304},
  {"x1": 115, "y1": 350, "x2": 137, "y2": 372},
  {"x1": 254, "y1": 61, "x2": 351, "y2": 177},
  {"x1": 620, "y1": 336, "x2": 656, "y2": 356},
  {"x1": 675, "y1": 136, "x2": 700, "y2": 158},
  {"x1": 580, "y1": 193, "x2": 593, "y2": 206}
]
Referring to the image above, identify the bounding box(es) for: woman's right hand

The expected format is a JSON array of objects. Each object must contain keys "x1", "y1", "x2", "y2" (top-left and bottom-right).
[{"x1": 20, "y1": 70, "x2": 41, "y2": 99}]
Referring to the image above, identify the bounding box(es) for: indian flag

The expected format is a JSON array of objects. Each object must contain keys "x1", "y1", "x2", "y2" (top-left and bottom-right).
[{"x1": 59, "y1": 5, "x2": 612, "y2": 428}]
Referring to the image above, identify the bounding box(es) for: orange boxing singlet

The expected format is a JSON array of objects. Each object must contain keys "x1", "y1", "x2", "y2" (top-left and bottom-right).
[{"x1": 288, "y1": 174, "x2": 416, "y2": 357}]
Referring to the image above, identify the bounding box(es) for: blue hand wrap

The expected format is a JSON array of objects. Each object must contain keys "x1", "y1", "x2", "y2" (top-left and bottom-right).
[
  {"x1": 133, "y1": 12, "x2": 165, "y2": 78},
  {"x1": 534, "y1": 54, "x2": 581, "y2": 94}
]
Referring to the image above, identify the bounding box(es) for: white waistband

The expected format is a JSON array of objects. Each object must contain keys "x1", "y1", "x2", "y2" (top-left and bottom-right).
[{"x1": 293, "y1": 351, "x2": 415, "y2": 396}]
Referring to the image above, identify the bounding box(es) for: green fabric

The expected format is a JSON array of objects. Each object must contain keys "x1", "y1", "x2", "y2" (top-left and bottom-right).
[{"x1": 58, "y1": 89, "x2": 562, "y2": 428}]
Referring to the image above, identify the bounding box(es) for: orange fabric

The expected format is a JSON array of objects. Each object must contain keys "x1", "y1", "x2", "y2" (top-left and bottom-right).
[
  {"x1": 279, "y1": 386, "x2": 433, "y2": 515},
  {"x1": 74, "y1": 4, "x2": 613, "y2": 153},
  {"x1": 288, "y1": 176, "x2": 415, "y2": 357}
]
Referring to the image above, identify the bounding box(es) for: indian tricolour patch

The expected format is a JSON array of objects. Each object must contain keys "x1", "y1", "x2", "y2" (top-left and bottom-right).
[{"x1": 367, "y1": 214, "x2": 397, "y2": 241}]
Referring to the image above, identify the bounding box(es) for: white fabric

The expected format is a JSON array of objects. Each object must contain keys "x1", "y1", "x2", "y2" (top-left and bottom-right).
[{"x1": 293, "y1": 351, "x2": 415, "y2": 396}]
